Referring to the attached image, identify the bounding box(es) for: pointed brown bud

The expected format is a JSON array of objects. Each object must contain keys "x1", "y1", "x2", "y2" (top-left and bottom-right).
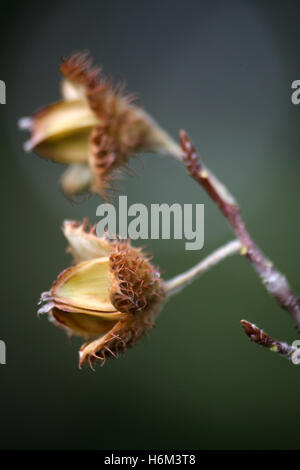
[{"x1": 240, "y1": 319, "x2": 295, "y2": 360}]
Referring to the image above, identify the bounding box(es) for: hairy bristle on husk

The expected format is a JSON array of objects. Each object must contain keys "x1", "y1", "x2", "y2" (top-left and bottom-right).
[{"x1": 109, "y1": 240, "x2": 165, "y2": 314}]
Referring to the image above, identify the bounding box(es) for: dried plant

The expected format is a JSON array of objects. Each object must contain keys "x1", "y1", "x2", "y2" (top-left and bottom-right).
[
  {"x1": 20, "y1": 52, "x2": 300, "y2": 368},
  {"x1": 19, "y1": 52, "x2": 181, "y2": 199},
  {"x1": 38, "y1": 220, "x2": 239, "y2": 367}
]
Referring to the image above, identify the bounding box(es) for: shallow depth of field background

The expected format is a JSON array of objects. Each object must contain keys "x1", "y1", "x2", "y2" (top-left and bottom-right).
[{"x1": 1, "y1": 0, "x2": 300, "y2": 449}]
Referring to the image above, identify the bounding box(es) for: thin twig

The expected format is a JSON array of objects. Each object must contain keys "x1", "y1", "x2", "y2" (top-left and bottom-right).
[
  {"x1": 165, "y1": 239, "x2": 241, "y2": 297},
  {"x1": 241, "y1": 320, "x2": 297, "y2": 362},
  {"x1": 180, "y1": 130, "x2": 300, "y2": 330}
]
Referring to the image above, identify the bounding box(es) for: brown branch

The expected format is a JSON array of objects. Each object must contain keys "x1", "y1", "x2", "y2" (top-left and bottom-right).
[
  {"x1": 241, "y1": 320, "x2": 297, "y2": 361},
  {"x1": 180, "y1": 130, "x2": 300, "y2": 330}
]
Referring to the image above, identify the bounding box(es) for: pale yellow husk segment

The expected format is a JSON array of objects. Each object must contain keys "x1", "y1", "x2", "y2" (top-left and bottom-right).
[
  {"x1": 52, "y1": 309, "x2": 121, "y2": 339},
  {"x1": 63, "y1": 220, "x2": 111, "y2": 262},
  {"x1": 27, "y1": 100, "x2": 100, "y2": 163},
  {"x1": 52, "y1": 257, "x2": 116, "y2": 313}
]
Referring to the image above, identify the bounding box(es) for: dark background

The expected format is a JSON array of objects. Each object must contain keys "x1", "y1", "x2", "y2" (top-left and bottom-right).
[{"x1": 1, "y1": 0, "x2": 300, "y2": 450}]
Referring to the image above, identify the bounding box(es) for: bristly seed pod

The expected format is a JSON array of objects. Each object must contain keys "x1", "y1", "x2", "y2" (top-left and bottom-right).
[
  {"x1": 19, "y1": 52, "x2": 182, "y2": 199},
  {"x1": 38, "y1": 220, "x2": 166, "y2": 368}
]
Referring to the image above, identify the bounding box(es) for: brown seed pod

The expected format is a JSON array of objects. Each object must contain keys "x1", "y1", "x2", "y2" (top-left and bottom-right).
[
  {"x1": 19, "y1": 52, "x2": 182, "y2": 199},
  {"x1": 38, "y1": 220, "x2": 166, "y2": 368}
]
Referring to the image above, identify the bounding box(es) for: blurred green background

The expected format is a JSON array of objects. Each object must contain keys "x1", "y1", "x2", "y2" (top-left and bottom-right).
[{"x1": 1, "y1": 0, "x2": 300, "y2": 450}]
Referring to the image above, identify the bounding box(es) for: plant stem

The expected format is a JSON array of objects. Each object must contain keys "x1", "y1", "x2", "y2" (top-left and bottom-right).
[
  {"x1": 165, "y1": 239, "x2": 241, "y2": 297},
  {"x1": 180, "y1": 130, "x2": 300, "y2": 330}
]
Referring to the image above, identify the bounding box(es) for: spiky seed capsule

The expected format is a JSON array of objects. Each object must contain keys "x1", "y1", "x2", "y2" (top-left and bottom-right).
[
  {"x1": 38, "y1": 220, "x2": 166, "y2": 368},
  {"x1": 19, "y1": 52, "x2": 182, "y2": 199}
]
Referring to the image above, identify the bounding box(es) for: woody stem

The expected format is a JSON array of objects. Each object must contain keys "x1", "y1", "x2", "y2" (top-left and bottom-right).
[
  {"x1": 180, "y1": 130, "x2": 300, "y2": 330},
  {"x1": 164, "y1": 239, "x2": 241, "y2": 296}
]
